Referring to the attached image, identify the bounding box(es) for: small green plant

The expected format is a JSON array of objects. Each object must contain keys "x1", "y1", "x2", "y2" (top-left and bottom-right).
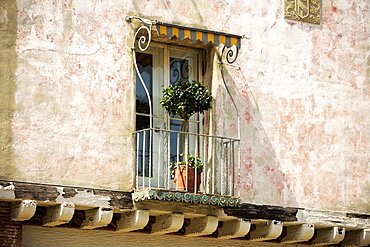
[{"x1": 170, "y1": 154, "x2": 203, "y2": 179}]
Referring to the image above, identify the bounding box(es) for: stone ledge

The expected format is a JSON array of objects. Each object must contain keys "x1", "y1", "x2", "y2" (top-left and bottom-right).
[{"x1": 132, "y1": 189, "x2": 242, "y2": 207}]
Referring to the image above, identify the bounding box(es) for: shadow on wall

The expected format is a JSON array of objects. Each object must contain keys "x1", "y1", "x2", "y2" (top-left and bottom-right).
[
  {"x1": 0, "y1": 0, "x2": 20, "y2": 179},
  {"x1": 214, "y1": 56, "x2": 298, "y2": 207}
]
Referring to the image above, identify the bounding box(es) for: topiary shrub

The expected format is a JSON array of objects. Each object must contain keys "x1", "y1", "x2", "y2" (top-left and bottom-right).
[{"x1": 160, "y1": 80, "x2": 213, "y2": 127}]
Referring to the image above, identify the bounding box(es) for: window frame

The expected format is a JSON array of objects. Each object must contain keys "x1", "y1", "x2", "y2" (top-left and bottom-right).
[
  {"x1": 135, "y1": 42, "x2": 206, "y2": 183},
  {"x1": 135, "y1": 42, "x2": 205, "y2": 134}
]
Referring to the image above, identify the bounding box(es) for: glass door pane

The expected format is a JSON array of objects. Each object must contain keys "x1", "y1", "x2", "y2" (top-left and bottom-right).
[
  {"x1": 136, "y1": 46, "x2": 164, "y2": 187},
  {"x1": 169, "y1": 49, "x2": 200, "y2": 162},
  {"x1": 135, "y1": 45, "x2": 203, "y2": 190}
]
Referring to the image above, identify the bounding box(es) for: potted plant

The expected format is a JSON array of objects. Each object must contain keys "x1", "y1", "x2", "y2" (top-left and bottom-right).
[
  {"x1": 170, "y1": 154, "x2": 203, "y2": 192},
  {"x1": 161, "y1": 80, "x2": 213, "y2": 192}
]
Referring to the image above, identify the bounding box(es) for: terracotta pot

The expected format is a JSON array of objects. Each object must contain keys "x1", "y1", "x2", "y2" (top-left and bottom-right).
[{"x1": 173, "y1": 165, "x2": 201, "y2": 193}]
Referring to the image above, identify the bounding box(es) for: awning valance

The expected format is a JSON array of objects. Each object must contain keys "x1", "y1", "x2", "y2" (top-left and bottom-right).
[{"x1": 155, "y1": 21, "x2": 242, "y2": 48}]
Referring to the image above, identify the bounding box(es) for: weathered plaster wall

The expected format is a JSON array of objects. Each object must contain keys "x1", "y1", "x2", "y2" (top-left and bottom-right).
[
  {"x1": 223, "y1": 0, "x2": 370, "y2": 211},
  {"x1": 2, "y1": 0, "x2": 137, "y2": 190},
  {"x1": 0, "y1": 1, "x2": 18, "y2": 180},
  {"x1": 1, "y1": 0, "x2": 369, "y2": 212}
]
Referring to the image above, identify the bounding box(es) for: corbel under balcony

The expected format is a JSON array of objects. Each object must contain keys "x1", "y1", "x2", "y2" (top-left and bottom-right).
[
  {"x1": 281, "y1": 223, "x2": 315, "y2": 243},
  {"x1": 150, "y1": 213, "x2": 184, "y2": 235},
  {"x1": 11, "y1": 200, "x2": 37, "y2": 221},
  {"x1": 42, "y1": 202, "x2": 75, "y2": 226},
  {"x1": 249, "y1": 220, "x2": 283, "y2": 242},
  {"x1": 217, "y1": 219, "x2": 251, "y2": 239},
  {"x1": 311, "y1": 226, "x2": 345, "y2": 245},
  {"x1": 183, "y1": 216, "x2": 218, "y2": 237},
  {"x1": 80, "y1": 207, "x2": 114, "y2": 230},
  {"x1": 341, "y1": 229, "x2": 370, "y2": 247},
  {"x1": 115, "y1": 210, "x2": 150, "y2": 232}
]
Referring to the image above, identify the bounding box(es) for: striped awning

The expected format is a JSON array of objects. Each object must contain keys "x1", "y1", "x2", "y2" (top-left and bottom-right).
[{"x1": 155, "y1": 21, "x2": 242, "y2": 48}]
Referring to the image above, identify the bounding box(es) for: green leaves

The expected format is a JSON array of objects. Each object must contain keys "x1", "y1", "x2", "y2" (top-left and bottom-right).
[
  {"x1": 169, "y1": 154, "x2": 204, "y2": 178},
  {"x1": 160, "y1": 80, "x2": 213, "y2": 120}
]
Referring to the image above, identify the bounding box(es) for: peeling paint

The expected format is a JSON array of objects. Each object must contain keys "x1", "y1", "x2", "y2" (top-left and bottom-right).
[
  {"x1": 0, "y1": 183, "x2": 16, "y2": 199},
  {"x1": 297, "y1": 209, "x2": 370, "y2": 229},
  {"x1": 56, "y1": 187, "x2": 111, "y2": 208}
]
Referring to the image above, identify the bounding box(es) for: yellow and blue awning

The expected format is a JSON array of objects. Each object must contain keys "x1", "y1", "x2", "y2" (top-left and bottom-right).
[{"x1": 155, "y1": 21, "x2": 242, "y2": 48}]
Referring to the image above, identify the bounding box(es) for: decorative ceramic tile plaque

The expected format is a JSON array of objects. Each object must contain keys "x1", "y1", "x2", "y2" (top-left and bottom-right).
[
  {"x1": 132, "y1": 189, "x2": 242, "y2": 207},
  {"x1": 284, "y1": 0, "x2": 321, "y2": 25}
]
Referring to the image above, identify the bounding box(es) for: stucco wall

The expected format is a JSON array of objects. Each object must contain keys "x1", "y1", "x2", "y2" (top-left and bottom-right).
[
  {"x1": 0, "y1": 1, "x2": 18, "y2": 181},
  {"x1": 0, "y1": 0, "x2": 369, "y2": 212},
  {"x1": 1, "y1": 0, "x2": 137, "y2": 190},
  {"x1": 230, "y1": 0, "x2": 370, "y2": 211}
]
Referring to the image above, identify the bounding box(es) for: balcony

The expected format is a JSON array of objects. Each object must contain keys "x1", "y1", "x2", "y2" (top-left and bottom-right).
[{"x1": 134, "y1": 128, "x2": 240, "y2": 201}]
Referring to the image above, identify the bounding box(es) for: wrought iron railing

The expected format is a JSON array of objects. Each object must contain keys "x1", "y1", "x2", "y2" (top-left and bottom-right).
[{"x1": 134, "y1": 128, "x2": 240, "y2": 196}]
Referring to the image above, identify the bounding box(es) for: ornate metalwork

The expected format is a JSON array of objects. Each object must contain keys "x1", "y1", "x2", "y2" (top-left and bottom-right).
[
  {"x1": 133, "y1": 189, "x2": 242, "y2": 207},
  {"x1": 126, "y1": 16, "x2": 153, "y2": 51},
  {"x1": 219, "y1": 44, "x2": 241, "y2": 197},
  {"x1": 127, "y1": 16, "x2": 155, "y2": 188},
  {"x1": 170, "y1": 58, "x2": 192, "y2": 84},
  {"x1": 284, "y1": 0, "x2": 321, "y2": 25},
  {"x1": 127, "y1": 16, "x2": 154, "y2": 129},
  {"x1": 221, "y1": 45, "x2": 239, "y2": 65}
]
